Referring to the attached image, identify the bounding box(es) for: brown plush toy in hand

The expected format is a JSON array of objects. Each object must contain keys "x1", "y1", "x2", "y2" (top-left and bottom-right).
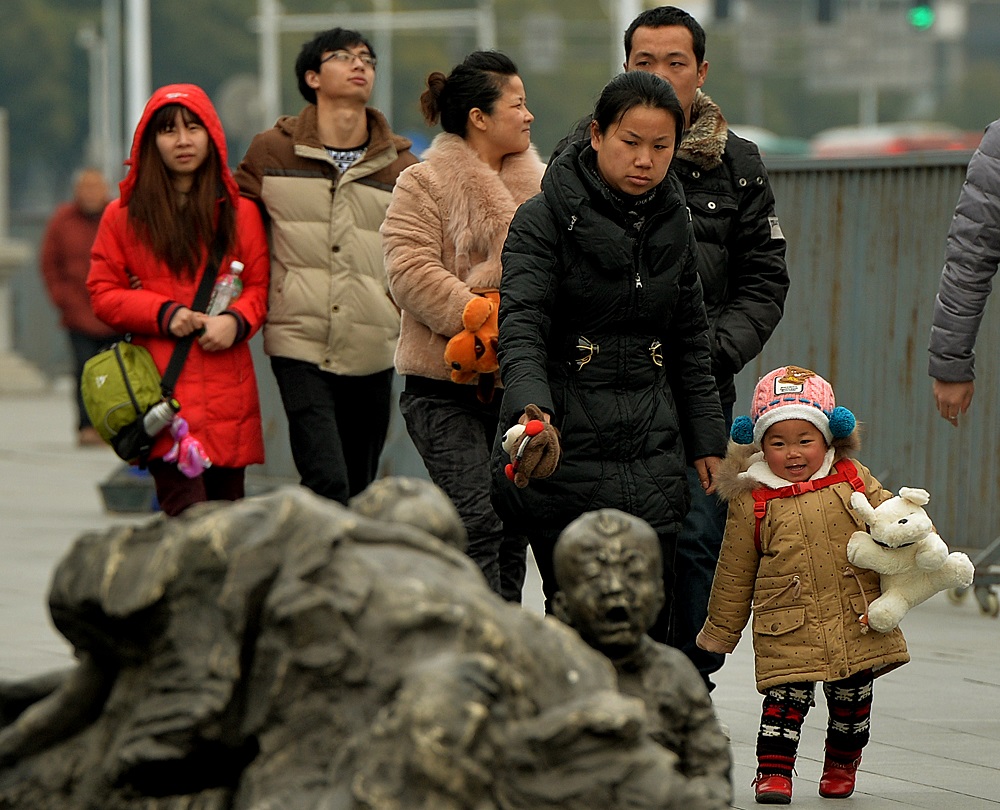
[
  {"x1": 501, "y1": 403, "x2": 561, "y2": 488},
  {"x1": 443, "y1": 289, "x2": 500, "y2": 403}
]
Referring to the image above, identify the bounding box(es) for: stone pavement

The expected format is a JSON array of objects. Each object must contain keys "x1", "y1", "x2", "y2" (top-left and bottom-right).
[{"x1": 2, "y1": 383, "x2": 999, "y2": 808}]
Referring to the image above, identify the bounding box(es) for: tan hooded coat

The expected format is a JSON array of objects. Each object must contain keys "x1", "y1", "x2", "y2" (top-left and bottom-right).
[
  {"x1": 701, "y1": 438, "x2": 909, "y2": 693},
  {"x1": 382, "y1": 133, "x2": 545, "y2": 382}
]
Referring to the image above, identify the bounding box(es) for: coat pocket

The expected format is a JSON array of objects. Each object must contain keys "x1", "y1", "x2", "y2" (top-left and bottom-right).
[
  {"x1": 849, "y1": 591, "x2": 882, "y2": 625},
  {"x1": 754, "y1": 605, "x2": 806, "y2": 637}
]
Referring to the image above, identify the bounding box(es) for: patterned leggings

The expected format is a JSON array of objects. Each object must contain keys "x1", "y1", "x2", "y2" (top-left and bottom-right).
[{"x1": 756, "y1": 669, "x2": 873, "y2": 777}]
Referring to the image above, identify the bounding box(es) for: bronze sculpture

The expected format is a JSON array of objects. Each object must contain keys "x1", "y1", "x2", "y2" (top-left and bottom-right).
[
  {"x1": 553, "y1": 509, "x2": 733, "y2": 807},
  {"x1": 0, "y1": 482, "x2": 721, "y2": 809}
]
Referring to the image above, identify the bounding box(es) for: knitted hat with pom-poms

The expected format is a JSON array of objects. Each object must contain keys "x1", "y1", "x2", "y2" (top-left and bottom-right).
[{"x1": 730, "y1": 365, "x2": 856, "y2": 446}]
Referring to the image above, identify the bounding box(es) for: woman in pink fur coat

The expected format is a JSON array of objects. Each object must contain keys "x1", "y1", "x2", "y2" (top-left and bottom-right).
[{"x1": 382, "y1": 51, "x2": 545, "y2": 602}]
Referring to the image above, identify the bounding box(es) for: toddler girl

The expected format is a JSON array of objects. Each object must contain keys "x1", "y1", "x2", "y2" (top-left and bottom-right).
[{"x1": 697, "y1": 365, "x2": 909, "y2": 804}]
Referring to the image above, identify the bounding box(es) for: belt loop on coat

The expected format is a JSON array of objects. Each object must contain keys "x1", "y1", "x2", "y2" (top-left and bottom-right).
[
  {"x1": 574, "y1": 336, "x2": 600, "y2": 370},
  {"x1": 649, "y1": 339, "x2": 663, "y2": 367}
]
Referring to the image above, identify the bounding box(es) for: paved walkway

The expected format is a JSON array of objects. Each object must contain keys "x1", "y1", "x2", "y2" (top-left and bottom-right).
[{"x1": 1, "y1": 384, "x2": 999, "y2": 807}]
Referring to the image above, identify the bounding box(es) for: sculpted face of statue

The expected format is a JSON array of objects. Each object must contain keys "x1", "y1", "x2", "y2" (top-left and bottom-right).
[{"x1": 552, "y1": 510, "x2": 665, "y2": 656}]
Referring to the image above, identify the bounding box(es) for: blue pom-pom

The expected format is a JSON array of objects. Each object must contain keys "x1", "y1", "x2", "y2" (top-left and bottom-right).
[
  {"x1": 828, "y1": 406, "x2": 856, "y2": 439},
  {"x1": 731, "y1": 415, "x2": 755, "y2": 444}
]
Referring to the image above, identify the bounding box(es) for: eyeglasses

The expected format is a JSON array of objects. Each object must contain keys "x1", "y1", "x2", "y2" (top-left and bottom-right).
[{"x1": 320, "y1": 50, "x2": 377, "y2": 68}]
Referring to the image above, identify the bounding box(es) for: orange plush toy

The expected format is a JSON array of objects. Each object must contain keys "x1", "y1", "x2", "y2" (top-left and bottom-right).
[{"x1": 444, "y1": 289, "x2": 500, "y2": 402}]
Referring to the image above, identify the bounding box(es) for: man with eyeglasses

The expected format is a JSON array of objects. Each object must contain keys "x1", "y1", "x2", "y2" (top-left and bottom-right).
[{"x1": 236, "y1": 27, "x2": 417, "y2": 504}]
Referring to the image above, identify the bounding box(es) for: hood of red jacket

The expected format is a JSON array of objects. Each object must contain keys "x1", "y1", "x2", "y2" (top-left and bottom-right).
[{"x1": 118, "y1": 83, "x2": 239, "y2": 207}]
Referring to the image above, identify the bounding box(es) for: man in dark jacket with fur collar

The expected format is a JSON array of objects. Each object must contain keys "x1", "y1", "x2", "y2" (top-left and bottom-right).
[{"x1": 551, "y1": 6, "x2": 789, "y2": 690}]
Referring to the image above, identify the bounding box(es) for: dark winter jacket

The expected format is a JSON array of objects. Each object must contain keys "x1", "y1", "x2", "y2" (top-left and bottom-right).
[
  {"x1": 88, "y1": 84, "x2": 270, "y2": 468},
  {"x1": 491, "y1": 140, "x2": 727, "y2": 536},
  {"x1": 929, "y1": 118, "x2": 1000, "y2": 382},
  {"x1": 551, "y1": 91, "x2": 789, "y2": 406}
]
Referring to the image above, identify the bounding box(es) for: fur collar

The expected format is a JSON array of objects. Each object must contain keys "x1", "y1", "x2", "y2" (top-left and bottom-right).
[
  {"x1": 420, "y1": 133, "x2": 544, "y2": 288},
  {"x1": 676, "y1": 90, "x2": 729, "y2": 171},
  {"x1": 714, "y1": 430, "x2": 862, "y2": 502}
]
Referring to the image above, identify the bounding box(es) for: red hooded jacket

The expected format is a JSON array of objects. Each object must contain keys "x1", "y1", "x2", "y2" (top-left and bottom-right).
[{"x1": 87, "y1": 84, "x2": 270, "y2": 468}]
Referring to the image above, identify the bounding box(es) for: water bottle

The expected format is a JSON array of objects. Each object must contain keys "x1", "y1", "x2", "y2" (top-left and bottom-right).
[
  {"x1": 143, "y1": 398, "x2": 181, "y2": 437},
  {"x1": 206, "y1": 261, "x2": 245, "y2": 316}
]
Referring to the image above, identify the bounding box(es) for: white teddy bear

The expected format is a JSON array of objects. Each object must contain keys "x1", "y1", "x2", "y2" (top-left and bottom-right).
[{"x1": 847, "y1": 487, "x2": 975, "y2": 633}]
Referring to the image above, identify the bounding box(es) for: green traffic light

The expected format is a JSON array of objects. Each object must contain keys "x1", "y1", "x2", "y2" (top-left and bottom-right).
[{"x1": 908, "y1": 5, "x2": 935, "y2": 29}]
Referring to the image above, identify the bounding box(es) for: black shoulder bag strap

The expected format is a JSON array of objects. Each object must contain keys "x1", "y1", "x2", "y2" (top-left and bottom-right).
[{"x1": 160, "y1": 214, "x2": 229, "y2": 399}]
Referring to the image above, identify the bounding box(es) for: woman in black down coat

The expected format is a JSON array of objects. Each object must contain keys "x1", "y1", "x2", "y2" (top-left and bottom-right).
[{"x1": 491, "y1": 72, "x2": 727, "y2": 632}]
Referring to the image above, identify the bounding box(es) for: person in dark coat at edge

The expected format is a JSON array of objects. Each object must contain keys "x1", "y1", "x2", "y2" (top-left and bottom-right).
[
  {"x1": 491, "y1": 70, "x2": 728, "y2": 625},
  {"x1": 929, "y1": 117, "x2": 1000, "y2": 428},
  {"x1": 551, "y1": 6, "x2": 790, "y2": 690}
]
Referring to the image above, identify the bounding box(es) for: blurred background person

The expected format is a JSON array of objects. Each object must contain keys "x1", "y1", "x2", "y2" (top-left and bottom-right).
[
  {"x1": 382, "y1": 51, "x2": 544, "y2": 601},
  {"x1": 39, "y1": 167, "x2": 117, "y2": 446}
]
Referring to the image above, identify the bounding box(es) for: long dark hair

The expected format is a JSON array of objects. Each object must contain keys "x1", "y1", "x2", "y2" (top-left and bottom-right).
[
  {"x1": 420, "y1": 51, "x2": 519, "y2": 137},
  {"x1": 127, "y1": 104, "x2": 235, "y2": 278}
]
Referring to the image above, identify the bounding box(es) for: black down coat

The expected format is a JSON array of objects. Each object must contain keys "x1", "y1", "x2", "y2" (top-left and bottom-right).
[
  {"x1": 551, "y1": 91, "x2": 789, "y2": 408},
  {"x1": 491, "y1": 141, "x2": 727, "y2": 536}
]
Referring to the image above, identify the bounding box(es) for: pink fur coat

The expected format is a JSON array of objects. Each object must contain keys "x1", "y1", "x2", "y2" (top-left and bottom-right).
[{"x1": 382, "y1": 133, "x2": 545, "y2": 382}]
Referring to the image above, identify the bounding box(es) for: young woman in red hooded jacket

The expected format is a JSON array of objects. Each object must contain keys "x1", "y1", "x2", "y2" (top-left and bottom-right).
[{"x1": 88, "y1": 84, "x2": 270, "y2": 516}]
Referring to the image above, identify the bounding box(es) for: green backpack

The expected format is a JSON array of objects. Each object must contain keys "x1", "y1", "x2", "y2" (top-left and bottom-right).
[{"x1": 81, "y1": 340, "x2": 162, "y2": 447}]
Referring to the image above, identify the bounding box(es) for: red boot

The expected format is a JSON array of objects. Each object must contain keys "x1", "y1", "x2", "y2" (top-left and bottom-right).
[
  {"x1": 819, "y1": 756, "x2": 861, "y2": 798},
  {"x1": 753, "y1": 773, "x2": 792, "y2": 804}
]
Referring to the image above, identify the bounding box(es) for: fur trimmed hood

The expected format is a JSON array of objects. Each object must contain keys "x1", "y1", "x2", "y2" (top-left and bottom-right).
[
  {"x1": 714, "y1": 430, "x2": 862, "y2": 503},
  {"x1": 676, "y1": 90, "x2": 729, "y2": 172},
  {"x1": 419, "y1": 133, "x2": 545, "y2": 289}
]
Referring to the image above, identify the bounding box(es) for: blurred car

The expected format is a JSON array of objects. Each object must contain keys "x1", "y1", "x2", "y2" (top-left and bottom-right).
[
  {"x1": 810, "y1": 122, "x2": 983, "y2": 158},
  {"x1": 728, "y1": 124, "x2": 811, "y2": 157}
]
